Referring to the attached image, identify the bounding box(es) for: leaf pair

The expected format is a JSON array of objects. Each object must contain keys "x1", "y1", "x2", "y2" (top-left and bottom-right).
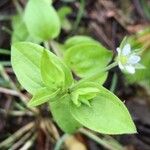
[{"x1": 11, "y1": 42, "x2": 73, "y2": 104}]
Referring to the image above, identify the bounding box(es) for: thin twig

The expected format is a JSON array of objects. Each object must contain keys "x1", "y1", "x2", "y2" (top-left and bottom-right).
[
  {"x1": 0, "y1": 48, "x2": 10, "y2": 55},
  {"x1": 0, "y1": 65, "x2": 38, "y2": 114},
  {"x1": 20, "y1": 133, "x2": 37, "y2": 150},
  {"x1": 10, "y1": 129, "x2": 34, "y2": 150},
  {"x1": 0, "y1": 122, "x2": 34, "y2": 148},
  {"x1": 14, "y1": 102, "x2": 26, "y2": 111},
  {"x1": 12, "y1": 0, "x2": 23, "y2": 15},
  {"x1": 79, "y1": 128, "x2": 124, "y2": 150},
  {"x1": 0, "y1": 87, "x2": 19, "y2": 96},
  {"x1": 45, "y1": 119, "x2": 60, "y2": 141},
  {"x1": 0, "y1": 15, "x2": 11, "y2": 21},
  {"x1": 0, "y1": 108, "x2": 34, "y2": 116}
]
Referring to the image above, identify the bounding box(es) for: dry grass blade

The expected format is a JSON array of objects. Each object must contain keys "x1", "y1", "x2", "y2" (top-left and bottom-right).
[
  {"x1": 20, "y1": 133, "x2": 37, "y2": 150},
  {"x1": 79, "y1": 128, "x2": 124, "y2": 150},
  {"x1": 0, "y1": 122, "x2": 34, "y2": 148},
  {"x1": 0, "y1": 87, "x2": 21, "y2": 96},
  {"x1": 45, "y1": 119, "x2": 60, "y2": 141},
  {"x1": 10, "y1": 129, "x2": 35, "y2": 150}
]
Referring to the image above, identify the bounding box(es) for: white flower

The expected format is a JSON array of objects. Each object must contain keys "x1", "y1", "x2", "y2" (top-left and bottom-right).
[{"x1": 116, "y1": 44, "x2": 143, "y2": 74}]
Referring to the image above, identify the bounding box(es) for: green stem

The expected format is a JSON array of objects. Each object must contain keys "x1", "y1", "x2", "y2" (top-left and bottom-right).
[
  {"x1": 0, "y1": 49, "x2": 10, "y2": 55},
  {"x1": 110, "y1": 73, "x2": 117, "y2": 92},
  {"x1": 0, "y1": 65, "x2": 17, "y2": 90},
  {"x1": 44, "y1": 41, "x2": 50, "y2": 50},
  {"x1": 0, "y1": 61, "x2": 11, "y2": 66},
  {"x1": 54, "y1": 134, "x2": 69, "y2": 150},
  {"x1": 13, "y1": 0, "x2": 23, "y2": 16},
  {"x1": 72, "y1": 0, "x2": 85, "y2": 33},
  {"x1": 71, "y1": 62, "x2": 117, "y2": 90},
  {"x1": 50, "y1": 41, "x2": 63, "y2": 58}
]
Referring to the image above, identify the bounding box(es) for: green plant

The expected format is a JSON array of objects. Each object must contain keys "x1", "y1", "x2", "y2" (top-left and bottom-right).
[{"x1": 11, "y1": 0, "x2": 139, "y2": 135}]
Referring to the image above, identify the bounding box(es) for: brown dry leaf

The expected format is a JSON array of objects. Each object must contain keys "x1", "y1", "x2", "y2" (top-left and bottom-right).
[{"x1": 65, "y1": 135, "x2": 87, "y2": 150}]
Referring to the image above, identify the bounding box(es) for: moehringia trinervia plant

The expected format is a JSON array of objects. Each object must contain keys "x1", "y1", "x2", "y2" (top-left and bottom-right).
[
  {"x1": 11, "y1": 0, "x2": 145, "y2": 136},
  {"x1": 11, "y1": 39, "x2": 144, "y2": 135}
]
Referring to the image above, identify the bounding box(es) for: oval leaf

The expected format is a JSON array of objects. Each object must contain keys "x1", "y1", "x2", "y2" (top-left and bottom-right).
[
  {"x1": 11, "y1": 15, "x2": 29, "y2": 43},
  {"x1": 11, "y1": 42, "x2": 45, "y2": 94},
  {"x1": 64, "y1": 43, "x2": 112, "y2": 83},
  {"x1": 50, "y1": 94, "x2": 81, "y2": 133},
  {"x1": 41, "y1": 50, "x2": 65, "y2": 90},
  {"x1": 11, "y1": 42, "x2": 73, "y2": 94},
  {"x1": 24, "y1": 0, "x2": 60, "y2": 40},
  {"x1": 40, "y1": 49, "x2": 74, "y2": 90},
  {"x1": 11, "y1": 15, "x2": 41, "y2": 43},
  {"x1": 70, "y1": 86, "x2": 137, "y2": 134},
  {"x1": 64, "y1": 35, "x2": 97, "y2": 49}
]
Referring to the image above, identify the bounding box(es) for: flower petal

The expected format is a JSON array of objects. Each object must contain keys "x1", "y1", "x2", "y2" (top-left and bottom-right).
[
  {"x1": 128, "y1": 55, "x2": 141, "y2": 64},
  {"x1": 122, "y1": 44, "x2": 131, "y2": 56},
  {"x1": 125, "y1": 65, "x2": 135, "y2": 74},
  {"x1": 116, "y1": 47, "x2": 121, "y2": 56},
  {"x1": 118, "y1": 62, "x2": 124, "y2": 70}
]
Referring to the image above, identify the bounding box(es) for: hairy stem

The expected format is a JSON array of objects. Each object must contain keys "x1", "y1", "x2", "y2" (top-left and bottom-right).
[{"x1": 71, "y1": 62, "x2": 117, "y2": 90}]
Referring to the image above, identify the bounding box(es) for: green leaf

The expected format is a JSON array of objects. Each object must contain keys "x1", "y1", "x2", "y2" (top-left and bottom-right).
[
  {"x1": 11, "y1": 15, "x2": 41, "y2": 43},
  {"x1": 11, "y1": 15, "x2": 29, "y2": 43},
  {"x1": 64, "y1": 35, "x2": 97, "y2": 49},
  {"x1": 49, "y1": 94, "x2": 81, "y2": 133},
  {"x1": 11, "y1": 42, "x2": 45, "y2": 94},
  {"x1": 11, "y1": 42, "x2": 73, "y2": 94},
  {"x1": 41, "y1": 50, "x2": 65, "y2": 90},
  {"x1": 70, "y1": 86, "x2": 137, "y2": 134},
  {"x1": 28, "y1": 88, "x2": 60, "y2": 107},
  {"x1": 41, "y1": 49, "x2": 74, "y2": 90},
  {"x1": 64, "y1": 43, "x2": 112, "y2": 83},
  {"x1": 24, "y1": 0, "x2": 61, "y2": 40},
  {"x1": 71, "y1": 82, "x2": 100, "y2": 107}
]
